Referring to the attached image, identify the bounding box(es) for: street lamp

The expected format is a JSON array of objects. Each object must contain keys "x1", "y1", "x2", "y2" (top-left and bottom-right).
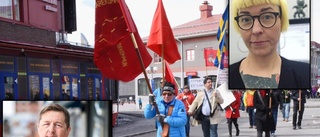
[{"x1": 146, "y1": 66, "x2": 158, "y2": 91}]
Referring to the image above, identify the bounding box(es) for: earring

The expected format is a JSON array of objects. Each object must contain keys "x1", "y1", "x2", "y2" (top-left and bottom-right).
[
  {"x1": 280, "y1": 33, "x2": 286, "y2": 49},
  {"x1": 237, "y1": 37, "x2": 248, "y2": 53}
]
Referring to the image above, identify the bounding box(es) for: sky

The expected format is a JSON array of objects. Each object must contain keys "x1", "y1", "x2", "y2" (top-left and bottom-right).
[
  {"x1": 67, "y1": 0, "x2": 227, "y2": 47},
  {"x1": 68, "y1": 0, "x2": 320, "y2": 47}
]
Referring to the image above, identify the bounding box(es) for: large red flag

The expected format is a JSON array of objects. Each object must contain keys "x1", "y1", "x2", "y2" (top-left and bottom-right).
[
  {"x1": 94, "y1": 0, "x2": 152, "y2": 82},
  {"x1": 165, "y1": 61, "x2": 178, "y2": 95},
  {"x1": 147, "y1": 0, "x2": 181, "y2": 64}
]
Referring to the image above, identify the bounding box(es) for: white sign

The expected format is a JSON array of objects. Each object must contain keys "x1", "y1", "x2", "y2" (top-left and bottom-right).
[
  {"x1": 45, "y1": 5, "x2": 58, "y2": 12},
  {"x1": 217, "y1": 82, "x2": 235, "y2": 109},
  {"x1": 189, "y1": 78, "x2": 204, "y2": 90},
  {"x1": 218, "y1": 69, "x2": 228, "y2": 84}
]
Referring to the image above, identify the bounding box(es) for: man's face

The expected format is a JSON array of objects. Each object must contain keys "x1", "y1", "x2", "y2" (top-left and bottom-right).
[
  {"x1": 38, "y1": 111, "x2": 71, "y2": 137},
  {"x1": 162, "y1": 91, "x2": 174, "y2": 103}
]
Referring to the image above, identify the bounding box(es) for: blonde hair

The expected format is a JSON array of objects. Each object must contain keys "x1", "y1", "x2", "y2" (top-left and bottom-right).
[{"x1": 231, "y1": 0, "x2": 289, "y2": 32}]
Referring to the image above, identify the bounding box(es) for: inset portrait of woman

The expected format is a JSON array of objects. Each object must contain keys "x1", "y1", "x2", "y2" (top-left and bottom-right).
[{"x1": 229, "y1": 0, "x2": 310, "y2": 89}]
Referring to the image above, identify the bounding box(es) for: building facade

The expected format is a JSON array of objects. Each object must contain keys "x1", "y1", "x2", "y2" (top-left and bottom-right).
[{"x1": 0, "y1": 0, "x2": 117, "y2": 100}]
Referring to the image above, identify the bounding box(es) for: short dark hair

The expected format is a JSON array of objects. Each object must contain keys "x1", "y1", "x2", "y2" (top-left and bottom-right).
[
  {"x1": 39, "y1": 103, "x2": 70, "y2": 128},
  {"x1": 203, "y1": 77, "x2": 213, "y2": 84}
]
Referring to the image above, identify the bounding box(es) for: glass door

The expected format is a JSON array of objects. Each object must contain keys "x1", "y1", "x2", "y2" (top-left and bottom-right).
[
  {"x1": 61, "y1": 75, "x2": 79, "y2": 100},
  {"x1": 29, "y1": 75, "x2": 52, "y2": 100},
  {"x1": 1, "y1": 74, "x2": 17, "y2": 100}
]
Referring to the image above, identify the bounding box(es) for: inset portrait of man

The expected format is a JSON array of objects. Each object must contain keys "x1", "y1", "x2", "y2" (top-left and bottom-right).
[{"x1": 37, "y1": 103, "x2": 71, "y2": 137}]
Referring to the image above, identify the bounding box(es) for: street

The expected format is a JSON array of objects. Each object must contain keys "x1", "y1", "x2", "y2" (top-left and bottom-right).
[{"x1": 113, "y1": 99, "x2": 320, "y2": 137}]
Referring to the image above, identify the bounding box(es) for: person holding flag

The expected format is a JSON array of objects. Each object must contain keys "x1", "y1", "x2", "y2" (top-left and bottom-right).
[
  {"x1": 176, "y1": 85, "x2": 195, "y2": 137},
  {"x1": 291, "y1": 90, "x2": 307, "y2": 130},
  {"x1": 229, "y1": 0, "x2": 309, "y2": 89},
  {"x1": 187, "y1": 77, "x2": 224, "y2": 137},
  {"x1": 145, "y1": 83, "x2": 187, "y2": 137}
]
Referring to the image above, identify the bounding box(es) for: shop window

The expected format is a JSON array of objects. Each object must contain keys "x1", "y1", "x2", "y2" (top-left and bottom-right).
[
  {"x1": 0, "y1": 0, "x2": 20, "y2": 21},
  {"x1": 4, "y1": 76, "x2": 14, "y2": 100},
  {"x1": 29, "y1": 75, "x2": 39, "y2": 100}
]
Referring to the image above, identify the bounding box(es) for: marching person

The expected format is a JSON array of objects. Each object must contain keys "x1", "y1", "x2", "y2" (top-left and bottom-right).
[
  {"x1": 144, "y1": 83, "x2": 187, "y2": 137},
  {"x1": 254, "y1": 90, "x2": 276, "y2": 137},
  {"x1": 281, "y1": 90, "x2": 291, "y2": 122},
  {"x1": 243, "y1": 90, "x2": 256, "y2": 128},
  {"x1": 225, "y1": 90, "x2": 241, "y2": 137},
  {"x1": 291, "y1": 90, "x2": 306, "y2": 130},
  {"x1": 188, "y1": 77, "x2": 224, "y2": 137},
  {"x1": 177, "y1": 85, "x2": 195, "y2": 137},
  {"x1": 152, "y1": 79, "x2": 168, "y2": 129},
  {"x1": 270, "y1": 90, "x2": 283, "y2": 137}
]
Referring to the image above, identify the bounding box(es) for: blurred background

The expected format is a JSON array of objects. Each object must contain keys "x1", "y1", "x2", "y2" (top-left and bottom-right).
[{"x1": 3, "y1": 101, "x2": 110, "y2": 137}]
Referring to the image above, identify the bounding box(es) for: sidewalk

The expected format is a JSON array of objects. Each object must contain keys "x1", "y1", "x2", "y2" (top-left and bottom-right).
[{"x1": 112, "y1": 99, "x2": 320, "y2": 137}]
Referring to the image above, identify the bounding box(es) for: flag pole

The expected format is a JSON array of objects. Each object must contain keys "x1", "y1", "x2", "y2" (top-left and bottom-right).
[
  {"x1": 205, "y1": 66, "x2": 208, "y2": 77},
  {"x1": 162, "y1": 44, "x2": 165, "y2": 80},
  {"x1": 118, "y1": 0, "x2": 159, "y2": 113},
  {"x1": 214, "y1": 54, "x2": 222, "y2": 90},
  {"x1": 299, "y1": 90, "x2": 301, "y2": 111},
  {"x1": 129, "y1": 33, "x2": 160, "y2": 114}
]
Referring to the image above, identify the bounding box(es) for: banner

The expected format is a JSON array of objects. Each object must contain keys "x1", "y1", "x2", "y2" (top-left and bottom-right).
[
  {"x1": 204, "y1": 48, "x2": 217, "y2": 66},
  {"x1": 94, "y1": 0, "x2": 152, "y2": 82}
]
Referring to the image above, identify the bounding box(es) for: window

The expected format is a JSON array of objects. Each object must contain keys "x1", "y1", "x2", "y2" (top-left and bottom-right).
[
  {"x1": 0, "y1": 0, "x2": 20, "y2": 21},
  {"x1": 154, "y1": 53, "x2": 162, "y2": 63},
  {"x1": 138, "y1": 78, "x2": 148, "y2": 96},
  {"x1": 186, "y1": 49, "x2": 195, "y2": 61}
]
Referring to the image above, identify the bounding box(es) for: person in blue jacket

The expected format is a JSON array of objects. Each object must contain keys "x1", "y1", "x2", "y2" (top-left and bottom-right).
[{"x1": 144, "y1": 83, "x2": 187, "y2": 137}]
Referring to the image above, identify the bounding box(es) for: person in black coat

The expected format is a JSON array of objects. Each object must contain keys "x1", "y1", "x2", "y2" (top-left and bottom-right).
[
  {"x1": 254, "y1": 90, "x2": 277, "y2": 137},
  {"x1": 291, "y1": 90, "x2": 306, "y2": 130}
]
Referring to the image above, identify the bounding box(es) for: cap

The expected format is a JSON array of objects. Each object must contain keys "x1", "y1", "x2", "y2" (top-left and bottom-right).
[{"x1": 162, "y1": 86, "x2": 174, "y2": 94}]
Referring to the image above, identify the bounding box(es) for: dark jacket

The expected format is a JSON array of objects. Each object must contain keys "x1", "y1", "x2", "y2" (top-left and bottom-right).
[
  {"x1": 272, "y1": 90, "x2": 283, "y2": 109},
  {"x1": 229, "y1": 56, "x2": 310, "y2": 89},
  {"x1": 291, "y1": 90, "x2": 307, "y2": 104},
  {"x1": 281, "y1": 90, "x2": 291, "y2": 103},
  {"x1": 254, "y1": 90, "x2": 276, "y2": 131}
]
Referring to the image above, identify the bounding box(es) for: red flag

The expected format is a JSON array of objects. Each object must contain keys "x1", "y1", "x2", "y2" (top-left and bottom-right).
[
  {"x1": 204, "y1": 48, "x2": 217, "y2": 66},
  {"x1": 147, "y1": 0, "x2": 181, "y2": 64},
  {"x1": 94, "y1": 0, "x2": 152, "y2": 82},
  {"x1": 165, "y1": 61, "x2": 178, "y2": 95}
]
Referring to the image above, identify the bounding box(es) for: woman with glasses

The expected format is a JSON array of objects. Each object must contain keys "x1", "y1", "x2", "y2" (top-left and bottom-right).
[
  {"x1": 144, "y1": 83, "x2": 187, "y2": 137},
  {"x1": 229, "y1": 0, "x2": 309, "y2": 89}
]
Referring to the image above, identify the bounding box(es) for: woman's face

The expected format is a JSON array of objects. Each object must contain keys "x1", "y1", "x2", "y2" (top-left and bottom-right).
[{"x1": 238, "y1": 4, "x2": 281, "y2": 57}]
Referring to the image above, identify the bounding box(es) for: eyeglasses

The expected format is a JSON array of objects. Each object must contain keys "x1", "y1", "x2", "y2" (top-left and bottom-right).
[
  {"x1": 234, "y1": 12, "x2": 280, "y2": 30},
  {"x1": 162, "y1": 93, "x2": 173, "y2": 96}
]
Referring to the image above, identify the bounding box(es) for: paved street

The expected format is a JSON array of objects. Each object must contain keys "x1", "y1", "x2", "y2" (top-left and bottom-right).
[{"x1": 113, "y1": 99, "x2": 320, "y2": 137}]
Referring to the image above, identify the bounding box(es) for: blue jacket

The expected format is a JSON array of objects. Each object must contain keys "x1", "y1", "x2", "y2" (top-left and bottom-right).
[
  {"x1": 153, "y1": 88, "x2": 163, "y2": 102},
  {"x1": 144, "y1": 98, "x2": 187, "y2": 137}
]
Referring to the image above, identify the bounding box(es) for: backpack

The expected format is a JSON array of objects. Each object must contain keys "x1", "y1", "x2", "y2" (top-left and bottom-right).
[{"x1": 246, "y1": 92, "x2": 254, "y2": 107}]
